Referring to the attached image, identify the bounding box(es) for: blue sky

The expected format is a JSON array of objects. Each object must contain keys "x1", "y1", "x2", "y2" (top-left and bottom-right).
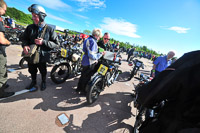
[{"x1": 5, "y1": 0, "x2": 200, "y2": 58}]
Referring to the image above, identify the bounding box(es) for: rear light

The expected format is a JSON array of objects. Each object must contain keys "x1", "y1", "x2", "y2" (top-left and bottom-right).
[{"x1": 128, "y1": 63, "x2": 133, "y2": 66}]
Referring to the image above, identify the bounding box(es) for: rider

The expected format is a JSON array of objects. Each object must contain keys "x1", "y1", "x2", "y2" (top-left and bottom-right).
[
  {"x1": 97, "y1": 32, "x2": 110, "y2": 51},
  {"x1": 152, "y1": 51, "x2": 175, "y2": 77},
  {"x1": 76, "y1": 28, "x2": 105, "y2": 95},
  {"x1": 22, "y1": 4, "x2": 59, "y2": 91},
  {"x1": 127, "y1": 47, "x2": 136, "y2": 61}
]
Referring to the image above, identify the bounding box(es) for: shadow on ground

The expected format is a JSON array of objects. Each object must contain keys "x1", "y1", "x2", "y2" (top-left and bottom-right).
[{"x1": 64, "y1": 92, "x2": 134, "y2": 133}]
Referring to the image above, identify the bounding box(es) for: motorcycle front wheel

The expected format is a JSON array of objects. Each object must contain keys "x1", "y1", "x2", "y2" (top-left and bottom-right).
[
  {"x1": 129, "y1": 67, "x2": 136, "y2": 80},
  {"x1": 19, "y1": 58, "x2": 28, "y2": 68},
  {"x1": 86, "y1": 77, "x2": 102, "y2": 104},
  {"x1": 50, "y1": 63, "x2": 71, "y2": 84}
]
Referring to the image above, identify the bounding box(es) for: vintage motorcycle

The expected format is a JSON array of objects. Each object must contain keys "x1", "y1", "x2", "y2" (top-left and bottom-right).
[
  {"x1": 132, "y1": 73, "x2": 165, "y2": 133},
  {"x1": 128, "y1": 59, "x2": 144, "y2": 80},
  {"x1": 86, "y1": 51, "x2": 122, "y2": 104},
  {"x1": 50, "y1": 44, "x2": 82, "y2": 84}
]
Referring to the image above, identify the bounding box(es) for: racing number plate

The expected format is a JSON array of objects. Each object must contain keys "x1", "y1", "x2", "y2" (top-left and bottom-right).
[
  {"x1": 61, "y1": 48, "x2": 67, "y2": 57},
  {"x1": 136, "y1": 62, "x2": 141, "y2": 67},
  {"x1": 97, "y1": 64, "x2": 108, "y2": 76}
]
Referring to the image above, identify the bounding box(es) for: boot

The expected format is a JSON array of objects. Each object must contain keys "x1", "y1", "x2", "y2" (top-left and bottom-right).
[
  {"x1": 2, "y1": 82, "x2": 9, "y2": 90},
  {"x1": 25, "y1": 80, "x2": 37, "y2": 90},
  {"x1": 40, "y1": 81, "x2": 46, "y2": 91}
]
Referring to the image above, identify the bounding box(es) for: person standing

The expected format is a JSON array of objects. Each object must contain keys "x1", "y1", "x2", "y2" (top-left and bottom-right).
[
  {"x1": 0, "y1": 0, "x2": 15, "y2": 98},
  {"x1": 97, "y1": 32, "x2": 110, "y2": 51},
  {"x1": 76, "y1": 28, "x2": 105, "y2": 94},
  {"x1": 22, "y1": 4, "x2": 59, "y2": 91},
  {"x1": 127, "y1": 47, "x2": 136, "y2": 61},
  {"x1": 152, "y1": 51, "x2": 175, "y2": 77}
]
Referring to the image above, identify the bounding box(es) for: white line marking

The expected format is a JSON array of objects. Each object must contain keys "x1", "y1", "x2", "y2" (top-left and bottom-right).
[{"x1": 0, "y1": 89, "x2": 29, "y2": 101}]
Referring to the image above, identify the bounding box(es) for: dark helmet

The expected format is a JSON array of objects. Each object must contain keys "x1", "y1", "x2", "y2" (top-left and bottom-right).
[{"x1": 28, "y1": 4, "x2": 47, "y2": 22}]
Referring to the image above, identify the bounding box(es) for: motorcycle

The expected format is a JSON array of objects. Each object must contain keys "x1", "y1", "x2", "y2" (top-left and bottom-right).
[
  {"x1": 86, "y1": 51, "x2": 122, "y2": 104},
  {"x1": 50, "y1": 43, "x2": 83, "y2": 84},
  {"x1": 128, "y1": 59, "x2": 144, "y2": 80},
  {"x1": 5, "y1": 25, "x2": 25, "y2": 44},
  {"x1": 132, "y1": 74, "x2": 165, "y2": 133}
]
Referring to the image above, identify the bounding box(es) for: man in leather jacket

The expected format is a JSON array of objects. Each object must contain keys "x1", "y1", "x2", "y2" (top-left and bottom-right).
[
  {"x1": 97, "y1": 32, "x2": 110, "y2": 51},
  {"x1": 22, "y1": 4, "x2": 59, "y2": 91}
]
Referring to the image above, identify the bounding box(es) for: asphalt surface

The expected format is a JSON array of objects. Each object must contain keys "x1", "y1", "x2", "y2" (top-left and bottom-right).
[{"x1": 0, "y1": 44, "x2": 153, "y2": 133}]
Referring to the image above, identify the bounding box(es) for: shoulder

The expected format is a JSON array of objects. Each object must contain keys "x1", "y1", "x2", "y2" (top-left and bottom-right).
[
  {"x1": 46, "y1": 24, "x2": 54, "y2": 31},
  {"x1": 27, "y1": 24, "x2": 36, "y2": 28}
]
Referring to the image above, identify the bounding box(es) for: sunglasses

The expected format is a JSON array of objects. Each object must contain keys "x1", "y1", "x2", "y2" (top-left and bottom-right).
[{"x1": 104, "y1": 38, "x2": 110, "y2": 40}]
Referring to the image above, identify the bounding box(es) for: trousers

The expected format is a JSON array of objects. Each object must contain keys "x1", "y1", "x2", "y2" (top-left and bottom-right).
[
  {"x1": 28, "y1": 62, "x2": 47, "y2": 81},
  {"x1": 0, "y1": 54, "x2": 7, "y2": 89}
]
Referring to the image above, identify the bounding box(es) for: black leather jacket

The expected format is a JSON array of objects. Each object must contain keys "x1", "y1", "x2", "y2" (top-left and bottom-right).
[{"x1": 21, "y1": 24, "x2": 59, "y2": 62}]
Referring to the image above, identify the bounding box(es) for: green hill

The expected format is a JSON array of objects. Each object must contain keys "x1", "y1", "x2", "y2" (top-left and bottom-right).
[{"x1": 5, "y1": 7, "x2": 33, "y2": 25}]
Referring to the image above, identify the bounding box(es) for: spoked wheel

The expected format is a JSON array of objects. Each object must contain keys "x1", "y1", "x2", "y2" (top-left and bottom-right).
[
  {"x1": 50, "y1": 63, "x2": 71, "y2": 84},
  {"x1": 19, "y1": 58, "x2": 28, "y2": 68},
  {"x1": 86, "y1": 77, "x2": 102, "y2": 104}
]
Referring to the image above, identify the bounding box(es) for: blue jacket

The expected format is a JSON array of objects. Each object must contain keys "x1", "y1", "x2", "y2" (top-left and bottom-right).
[
  {"x1": 82, "y1": 36, "x2": 102, "y2": 66},
  {"x1": 154, "y1": 56, "x2": 172, "y2": 72}
]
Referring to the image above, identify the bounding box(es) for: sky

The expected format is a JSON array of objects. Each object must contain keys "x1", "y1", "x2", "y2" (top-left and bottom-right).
[{"x1": 5, "y1": 0, "x2": 200, "y2": 58}]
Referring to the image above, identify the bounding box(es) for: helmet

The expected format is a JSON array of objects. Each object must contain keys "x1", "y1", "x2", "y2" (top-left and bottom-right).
[{"x1": 28, "y1": 4, "x2": 47, "y2": 22}]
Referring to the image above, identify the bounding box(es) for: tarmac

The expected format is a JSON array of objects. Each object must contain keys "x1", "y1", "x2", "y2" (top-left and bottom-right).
[{"x1": 0, "y1": 44, "x2": 153, "y2": 133}]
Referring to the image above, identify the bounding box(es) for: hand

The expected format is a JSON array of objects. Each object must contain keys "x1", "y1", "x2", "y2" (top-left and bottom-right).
[
  {"x1": 23, "y1": 46, "x2": 30, "y2": 55},
  {"x1": 102, "y1": 51, "x2": 106, "y2": 56},
  {"x1": 35, "y1": 38, "x2": 43, "y2": 45},
  {"x1": 152, "y1": 72, "x2": 155, "y2": 78}
]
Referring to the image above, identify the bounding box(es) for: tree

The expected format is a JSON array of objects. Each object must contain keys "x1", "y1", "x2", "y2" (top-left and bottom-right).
[{"x1": 83, "y1": 30, "x2": 91, "y2": 35}]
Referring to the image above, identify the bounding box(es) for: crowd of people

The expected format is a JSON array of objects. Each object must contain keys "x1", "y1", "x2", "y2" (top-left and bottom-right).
[{"x1": 1, "y1": 2, "x2": 200, "y2": 133}]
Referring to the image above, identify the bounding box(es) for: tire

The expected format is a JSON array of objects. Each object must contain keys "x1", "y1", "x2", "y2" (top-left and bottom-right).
[
  {"x1": 50, "y1": 63, "x2": 71, "y2": 84},
  {"x1": 129, "y1": 67, "x2": 136, "y2": 80},
  {"x1": 19, "y1": 58, "x2": 28, "y2": 68},
  {"x1": 77, "y1": 58, "x2": 82, "y2": 73},
  {"x1": 86, "y1": 77, "x2": 102, "y2": 104}
]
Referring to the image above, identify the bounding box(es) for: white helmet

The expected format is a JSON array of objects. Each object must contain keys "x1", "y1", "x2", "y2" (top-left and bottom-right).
[{"x1": 28, "y1": 4, "x2": 47, "y2": 22}]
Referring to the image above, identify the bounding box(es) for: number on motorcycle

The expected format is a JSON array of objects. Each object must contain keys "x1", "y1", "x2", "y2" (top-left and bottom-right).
[
  {"x1": 98, "y1": 64, "x2": 108, "y2": 76},
  {"x1": 61, "y1": 48, "x2": 67, "y2": 57}
]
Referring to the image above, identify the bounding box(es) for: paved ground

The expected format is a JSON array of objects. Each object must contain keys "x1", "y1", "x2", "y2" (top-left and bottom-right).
[{"x1": 0, "y1": 44, "x2": 153, "y2": 133}]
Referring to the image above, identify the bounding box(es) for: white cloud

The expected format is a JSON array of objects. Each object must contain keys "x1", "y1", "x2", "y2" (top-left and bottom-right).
[
  {"x1": 72, "y1": 13, "x2": 88, "y2": 19},
  {"x1": 100, "y1": 17, "x2": 141, "y2": 38},
  {"x1": 168, "y1": 26, "x2": 190, "y2": 33},
  {"x1": 73, "y1": 0, "x2": 106, "y2": 11},
  {"x1": 47, "y1": 13, "x2": 73, "y2": 24},
  {"x1": 33, "y1": 0, "x2": 71, "y2": 10}
]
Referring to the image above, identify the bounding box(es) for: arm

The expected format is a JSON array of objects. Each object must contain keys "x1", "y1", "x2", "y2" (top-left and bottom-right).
[
  {"x1": 21, "y1": 27, "x2": 30, "y2": 54},
  {"x1": 0, "y1": 32, "x2": 10, "y2": 45},
  {"x1": 86, "y1": 39, "x2": 102, "y2": 60},
  {"x1": 152, "y1": 57, "x2": 160, "y2": 77}
]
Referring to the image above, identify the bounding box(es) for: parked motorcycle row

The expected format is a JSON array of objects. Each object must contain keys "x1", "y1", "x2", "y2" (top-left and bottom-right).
[
  {"x1": 4, "y1": 24, "x2": 25, "y2": 44},
  {"x1": 9, "y1": 25, "x2": 159, "y2": 131}
]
